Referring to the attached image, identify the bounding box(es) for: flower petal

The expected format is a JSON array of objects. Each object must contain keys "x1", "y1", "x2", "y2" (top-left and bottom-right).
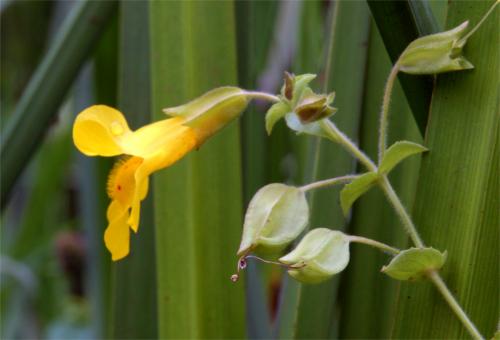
[
  {"x1": 104, "y1": 200, "x2": 131, "y2": 261},
  {"x1": 73, "y1": 105, "x2": 132, "y2": 156}
]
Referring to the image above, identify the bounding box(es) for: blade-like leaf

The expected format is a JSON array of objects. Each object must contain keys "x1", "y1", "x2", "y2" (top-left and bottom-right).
[
  {"x1": 109, "y1": 2, "x2": 157, "y2": 338},
  {"x1": 393, "y1": 1, "x2": 498, "y2": 337},
  {"x1": 340, "y1": 172, "x2": 379, "y2": 216},
  {"x1": 379, "y1": 141, "x2": 427, "y2": 174},
  {"x1": 150, "y1": 1, "x2": 245, "y2": 337},
  {"x1": 0, "y1": 0, "x2": 117, "y2": 205}
]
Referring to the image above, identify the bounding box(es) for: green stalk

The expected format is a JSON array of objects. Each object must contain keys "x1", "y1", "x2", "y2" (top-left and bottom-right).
[{"x1": 0, "y1": 0, "x2": 117, "y2": 205}]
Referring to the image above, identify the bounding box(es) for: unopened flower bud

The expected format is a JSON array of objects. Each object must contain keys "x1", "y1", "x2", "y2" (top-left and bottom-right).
[{"x1": 398, "y1": 21, "x2": 473, "y2": 75}]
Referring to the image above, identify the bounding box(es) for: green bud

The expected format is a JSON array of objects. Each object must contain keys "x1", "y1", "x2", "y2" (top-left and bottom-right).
[
  {"x1": 381, "y1": 247, "x2": 447, "y2": 281},
  {"x1": 163, "y1": 86, "x2": 249, "y2": 142},
  {"x1": 280, "y1": 228, "x2": 350, "y2": 284},
  {"x1": 398, "y1": 21, "x2": 474, "y2": 75},
  {"x1": 237, "y1": 184, "x2": 309, "y2": 256}
]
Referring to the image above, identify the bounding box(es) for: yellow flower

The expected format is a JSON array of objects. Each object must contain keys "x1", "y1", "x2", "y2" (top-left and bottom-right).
[{"x1": 72, "y1": 87, "x2": 248, "y2": 261}]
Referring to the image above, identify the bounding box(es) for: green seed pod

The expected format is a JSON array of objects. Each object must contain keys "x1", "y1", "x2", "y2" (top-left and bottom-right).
[
  {"x1": 398, "y1": 21, "x2": 473, "y2": 75},
  {"x1": 237, "y1": 183, "x2": 309, "y2": 256},
  {"x1": 280, "y1": 228, "x2": 350, "y2": 284}
]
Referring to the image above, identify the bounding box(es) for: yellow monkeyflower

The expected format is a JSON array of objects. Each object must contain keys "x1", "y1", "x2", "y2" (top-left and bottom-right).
[{"x1": 73, "y1": 87, "x2": 249, "y2": 261}]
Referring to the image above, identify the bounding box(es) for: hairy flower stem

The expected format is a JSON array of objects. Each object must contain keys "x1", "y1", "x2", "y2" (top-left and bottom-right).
[
  {"x1": 379, "y1": 176, "x2": 424, "y2": 247},
  {"x1": 378, "y1": 64, "x2": 400, "y2": 163},
  {"x1": 348, "y1": 235, "x2": 400, "y2": 255},
  {"x1": 321, "y1": 119, "x2": 483, "y2": 339},
  {"x1": 300, "y1": 175, "x2": 358, "y2": 192},
  {"x1": 428, "y1": 271, "x2": 483, "y2": 339},
  {"x1": 244, "y1": 91, "x2": 280, "y2": 103}
]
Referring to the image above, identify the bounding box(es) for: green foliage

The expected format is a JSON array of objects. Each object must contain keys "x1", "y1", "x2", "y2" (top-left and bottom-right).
[
  {"x1": 379, "y1": 141, "x2": 427, "y2": 174},
  {"x1": 340, "y1": 172, "x2": 378, "y2": 216}
]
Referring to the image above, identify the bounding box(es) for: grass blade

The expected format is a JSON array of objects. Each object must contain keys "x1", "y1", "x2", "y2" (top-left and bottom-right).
[
  {"x1": 393, "y1": 1, "x2": 498, "y2": 337},
  {"x1": 0, "y1": 0, "x2": 117, "y2": 204},
  {"x1": 150, "y1": 1, "x2": 245, "y2": 337},
  {"x1": 108, "y1": 2, "x2": 157, "y2": 338}
]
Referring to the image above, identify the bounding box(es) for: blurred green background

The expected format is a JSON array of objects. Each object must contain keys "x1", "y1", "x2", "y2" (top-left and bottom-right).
[{"x1": 1, "y1": 0, "x2": 497, "y2": 339}]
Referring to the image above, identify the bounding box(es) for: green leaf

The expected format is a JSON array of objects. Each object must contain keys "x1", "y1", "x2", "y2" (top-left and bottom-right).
[
  {"x1": 393, "y1": 1, "x2": 499, "y2": 337},
  {"x1": 265, "y1": 101, "x2": 290, "y2": 135},
  {"x1": 0, "y1": 1, "x2": 117, "y2": 205},
  {"x1": 379, "y1": 141, "x2": 427, "y2": 174},
  {"x1": 237, "y1": 183, "x2": 308, "y2": 256},
  {"x1": 150, "y1": 1, "x2": 245, "y2": 338},
  {"x1": 382, "y1": 248, "x2": 447, "y2": 281},
  {"x1": 340, "y1": 172, "x2": 379, "y2": 216},
  {"x1": 110, "y1": 1, "x2": 157, "y2": 338},
  {"x1": 280, "y1": 228, "x2": 350, "y2": 284}
]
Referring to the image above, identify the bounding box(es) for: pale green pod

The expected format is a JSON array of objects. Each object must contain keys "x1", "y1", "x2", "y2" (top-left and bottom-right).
[
  {"x1": 280, "y1": 228, "x2": 350, "y2": 284},
  {"x1": 237, "y1": 183, "x2": 309, "y2": 256},
  {"x1": 398, "y1": 21, "x2": 474, "y2": 75}
]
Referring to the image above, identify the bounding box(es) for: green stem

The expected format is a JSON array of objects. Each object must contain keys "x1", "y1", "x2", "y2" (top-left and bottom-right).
[
  {"x1": 379, "y1": 175, "x2": 424, "y2": 248},
  {"x1": 428, "y1": 271, "x2": 484, "y2": 340},
  {"x1": 459, "y1": 0, "x2": 498, "y2": 44},
  {"x1": 348, "y1": 235, "x2": 400, "y2": 255},
  {"x1": 322, "y1": 120, "x2": 377, "y2": 171},
  {"x1": 300, "y1": 175, "x2": 358, "y2": 192},
  {"x1": 244, "y1": 91, "x2": 280, "y2": 103},
  {"x1": 378, "y1": 63, "x2": 400, "y2": 163}
]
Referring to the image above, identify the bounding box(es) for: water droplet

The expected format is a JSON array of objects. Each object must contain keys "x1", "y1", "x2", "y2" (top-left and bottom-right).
[{"x1": 111, "y1": 121, "x2": 124, "y2": 136}]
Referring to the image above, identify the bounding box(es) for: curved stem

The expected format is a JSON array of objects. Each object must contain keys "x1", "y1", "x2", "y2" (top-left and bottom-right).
[
  {"x1": 379, "y1": 175, "x2": 424, "y2": 248},
  {"x1": 428, "y1": 271, "x2": 484, "y2": 340},
  {"x1": 378, "y1": 64, "x2": 400, "y2": 163},
  {"x1": 348, "y1": 235, "x2": 400, "y2": 255},
  {"x1": 244, "y1": 91, "x2": 280, "y2": 103},
  {"x1": 318, "y1": 118, "x2": 481, "y2": 337},
  {"x1": 300, "y1": 175, "x2": 358, "y2": 192},
  {"x1": 322, "y1": 120, "x2": 377, "y2": 171}
]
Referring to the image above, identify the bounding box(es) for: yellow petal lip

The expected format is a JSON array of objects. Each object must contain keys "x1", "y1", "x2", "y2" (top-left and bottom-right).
[{"x1": 73, "y1": 105, "x2": 133, "y2": 157}]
